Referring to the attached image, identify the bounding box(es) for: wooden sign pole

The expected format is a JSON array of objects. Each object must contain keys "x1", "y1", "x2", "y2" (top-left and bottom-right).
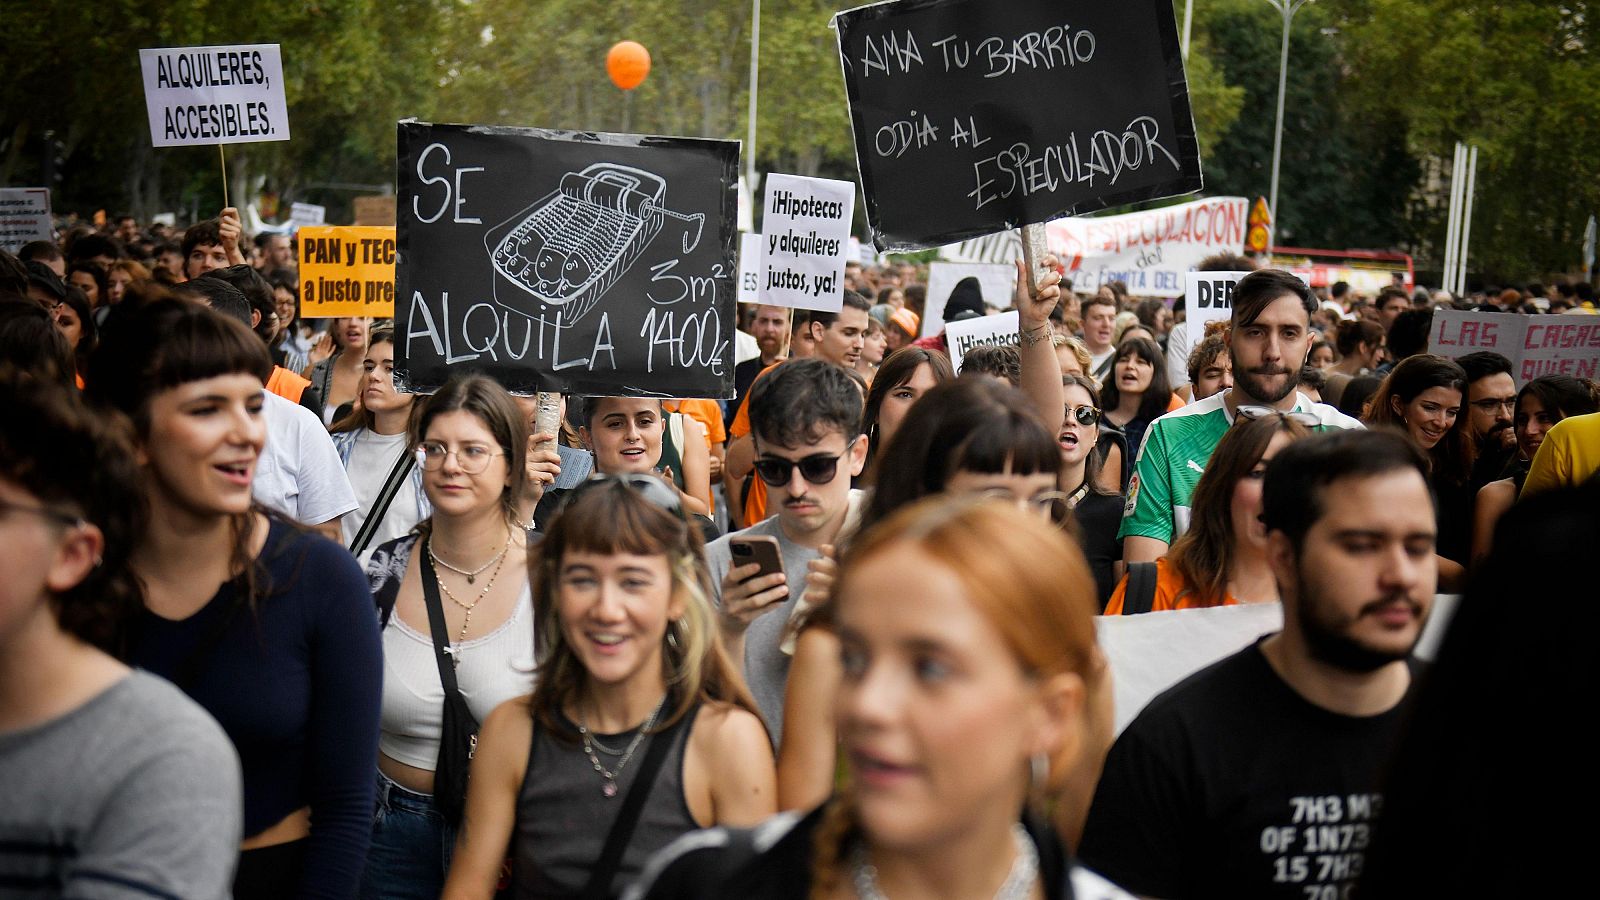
[{"x1": 1019, "y1": 222, "x2": 1051, "y2": 297}]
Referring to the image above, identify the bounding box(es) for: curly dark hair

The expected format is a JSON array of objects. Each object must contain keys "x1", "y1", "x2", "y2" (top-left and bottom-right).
[{"x1": 0, "y1": 376, "x2": 147, "y2": 653}]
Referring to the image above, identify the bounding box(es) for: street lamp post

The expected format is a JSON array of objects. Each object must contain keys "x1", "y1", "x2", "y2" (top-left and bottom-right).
[
  {"x1": 746, "y1": 0, "x2": 761, "y2": 199},
  {"x1": 1264, "y1": 0, "x2": 1312, "y2": 262}
]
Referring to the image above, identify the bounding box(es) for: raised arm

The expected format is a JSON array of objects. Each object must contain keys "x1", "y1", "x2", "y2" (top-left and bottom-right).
[{"x1": 1014, "y1": 256, "x2": 1065, "y2": 430}]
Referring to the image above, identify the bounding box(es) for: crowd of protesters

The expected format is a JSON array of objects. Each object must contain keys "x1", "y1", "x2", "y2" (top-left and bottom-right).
[{"x1": 1, "y1": 207, "x2": 1595, "y2": 899}]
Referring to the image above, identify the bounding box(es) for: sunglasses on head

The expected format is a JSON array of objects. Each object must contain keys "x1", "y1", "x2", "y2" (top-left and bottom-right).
[
  {"x1": 568, "y1": 473, "x2": 684, "y2": 517},
  {"x1": 1065, "y1": 404, "x2": 1102, "y2": 427},
  {"x1": 1235, "y1": 405, "x2": 1322, "y2": 428},
  {"x1": 752, "y1": 452, "x2": 845, "y2": 487}
]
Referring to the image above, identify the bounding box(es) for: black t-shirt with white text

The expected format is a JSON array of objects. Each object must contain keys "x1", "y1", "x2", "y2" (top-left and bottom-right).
[{"x1": 1079, "y1": 639, "x2": 1418, "y2": 900}]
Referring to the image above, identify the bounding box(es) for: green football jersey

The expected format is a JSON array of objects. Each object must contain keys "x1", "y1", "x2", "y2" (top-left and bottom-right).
[{"x1": 1117, "y1": 391, "x2": 1363, "y2": 544}]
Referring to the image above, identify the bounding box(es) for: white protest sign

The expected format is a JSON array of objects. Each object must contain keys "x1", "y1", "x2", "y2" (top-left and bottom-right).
[
  {"x1": 945, "y1": 197, "x2": 1249, "y2": 298},
  {"x1": 289, "y1": 202, "x2": 325, "y2": 229},
  {"x1": 923, "y1": 261, "x2": 1016, "y2": 337},
  {"x1": 1430, "y1": 308, "x2": 1600, "y2": 383},
  {"x1": 0, "y1": 188, "x2": 53, "y2": 253},
  {"x1": 1184, "y1": 270, "x2": 1251, "y2": 350},
  {"x1": 737, "y1": 232, "x2": 761, "y2": 304},
  {"x1": 759, "y1": 173, "x2": 854, "y2": 312},
  {"x1": 945, "y1": 310, "x2": 1019, "y2": 374},
  {"x1": 139, "y1": 44, "x2": 290, "y2": 148},
  {"x1": 1096, "y1": 596, "x2": 1458, "y2": 736}
]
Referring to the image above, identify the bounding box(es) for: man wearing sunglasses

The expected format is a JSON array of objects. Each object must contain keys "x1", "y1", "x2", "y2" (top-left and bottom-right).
[
  {"x1": 723, "y1": 292, "x2": 871, "y2": 529},
  {"x1": 705, "y1": 359, "x2": 866, "y2": 739},
  {"x1": 1120, "y1": 269, "x2": 1363, "y2": 565}
]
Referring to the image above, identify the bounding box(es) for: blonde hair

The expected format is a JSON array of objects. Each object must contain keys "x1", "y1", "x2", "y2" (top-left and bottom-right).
[
  {"x1": 810, "y1": 496, "x2": 1102, "y2": 896},
  {"x1": 528, "y1": 481, "x2": 758, "y2": 736}
]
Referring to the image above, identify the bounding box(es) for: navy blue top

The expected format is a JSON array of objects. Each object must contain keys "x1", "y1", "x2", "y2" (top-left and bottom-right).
[{"x1": 130, "y1": 519, "x2": 382, "y2": 898}]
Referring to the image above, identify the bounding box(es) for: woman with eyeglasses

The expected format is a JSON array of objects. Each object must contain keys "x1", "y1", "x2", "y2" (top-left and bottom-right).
[
  {"x1": 1105, "y1": 411, "x2": 1313, "y2": 614},
  {"x1": 0, "y1": 377, "x2": 242, "y2": 899},
  {"x1": 85, "y1": 297, "x2": 381, "y2": 899},
  {"x1": 441, "y1": 477, "x2": 776, "y2": 900},
  {"x1": 1060, "y1": 373, "x2": 1125, "y2": 609},
  {"x1": 1364, "y1": 354, "x2": 1474, "y2": 574},
  {"x1": 1470, "y1": 375, "x2": 1600, "y2": 564},
  {"x1": 631, "y1": 498, "x2": 1125, "y2": 900},
  {"x1": 359, "y1": 373, "x2": 537, "y2": 899}
]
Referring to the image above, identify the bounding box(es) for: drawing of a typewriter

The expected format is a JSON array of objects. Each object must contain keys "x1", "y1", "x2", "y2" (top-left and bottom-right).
[{"x1": 486, "y1": 163, "x2": 705, "y2": 324}]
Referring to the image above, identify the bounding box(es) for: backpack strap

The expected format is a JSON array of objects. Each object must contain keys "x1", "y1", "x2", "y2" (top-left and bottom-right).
[{"x1": 1123, "y1": 561, "x2": 1159, "y2": 615}]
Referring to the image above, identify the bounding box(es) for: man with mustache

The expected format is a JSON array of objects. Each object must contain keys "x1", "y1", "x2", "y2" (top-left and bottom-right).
[
  {"x1": 1455, "y1": 350, "x2": 1518, "y2": 488},
  {"x1": 1120, "y1": 269, "x2": 1363, "y2": 564},
  {"x1": 1082, "y1": 430, "x2": 1436, "y2": 899},
  {"x1": 704, "y1": 359, "x2": 866, "y2": 740}
]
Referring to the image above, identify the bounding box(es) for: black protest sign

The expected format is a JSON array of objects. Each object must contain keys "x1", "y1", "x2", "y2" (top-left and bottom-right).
[
  {"x1": 396, "y1": 122, "x2": 739, "y2": 398},
  {"x1": 833, "y1": 0, "x2": 1202, "y2": 251}
]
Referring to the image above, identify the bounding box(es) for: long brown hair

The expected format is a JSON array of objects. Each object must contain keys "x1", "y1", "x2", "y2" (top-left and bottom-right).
[
  {"x1": 1364, "y1": 354, "x2": 1474, "y2": 485},
  {"x1": 84, "y1": 294, "x2": 280, "y2": 618},
  {"x1": 810, "y1": 496, "x2": 1103, "y2": 897},
  {"x1": 528, "y1": 480, "x2": 758, "y2": 738},
  {"x1": 409, "y1": 373, "x2": 528, "y2": 535},
  {"x1": 329, "y1": 326, "x2": 414, "y2": 434},
  {"x1": 1168, "y1": 414, "x2": 1311, "y2": 606}
]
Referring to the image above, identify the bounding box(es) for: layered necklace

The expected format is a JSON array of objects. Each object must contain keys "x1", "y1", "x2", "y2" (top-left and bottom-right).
[
  {"x1": 576, "y1": 695, "x2": 667, "y2": 799},
  {"x1": 427, "y1": 530, "x2": 512, "y2": 663},
  {"x1": 851, "y1": 824, "x2": 1037, "y2": 900}
]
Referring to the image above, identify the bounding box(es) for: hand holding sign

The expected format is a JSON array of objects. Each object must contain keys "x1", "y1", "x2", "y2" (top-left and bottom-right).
[
  {"x1": 1014, "y1": 254, "x2": 1062, "y2": 334},
  {"x1": 218, "y1": 207, "x2": 245, "y2": 265}
]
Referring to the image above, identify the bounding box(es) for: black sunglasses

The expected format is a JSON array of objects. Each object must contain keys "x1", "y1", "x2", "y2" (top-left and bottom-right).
[
  {"x1": 1065, "y1": 404, "x2": 1102, "y2": 427},
  {"x1": 752, "y1": 452, "x2": 845, "y2": 487}
]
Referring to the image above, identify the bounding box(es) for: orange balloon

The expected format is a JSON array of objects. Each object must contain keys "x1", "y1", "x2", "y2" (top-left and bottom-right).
[{"x1": 607, "y1": 41, "x2": 651, "y2": 91}]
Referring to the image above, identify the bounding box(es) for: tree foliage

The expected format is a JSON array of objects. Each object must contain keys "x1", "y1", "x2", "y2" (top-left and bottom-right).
[{"x1": 4, "y1": 0, "x2": 1592, "y2": 282}]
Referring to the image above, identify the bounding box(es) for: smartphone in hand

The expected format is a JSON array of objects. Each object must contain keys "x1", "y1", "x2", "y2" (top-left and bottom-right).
[{"x1": 729, "y1": 535, "x2": 785, "y2": 584}]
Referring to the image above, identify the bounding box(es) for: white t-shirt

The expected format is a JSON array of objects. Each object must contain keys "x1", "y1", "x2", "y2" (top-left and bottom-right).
[
  {"x1": 1090, "y1": 347, "x2": 1116, "y2": 380},
  {"x1": 340, "y1": 430, "x2": 422, "y2": 564},
  {"x1": 1166, "y1": 319, "x2": 1194, "y2": 390},
  {"x1": 254, "y1": 392, "x2": 359, "y2": 526},
  {"x1": 735, "y1": 328, "x2": 760, "y2": 365}
]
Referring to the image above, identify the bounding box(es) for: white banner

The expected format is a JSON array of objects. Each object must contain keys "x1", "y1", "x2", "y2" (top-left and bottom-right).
[
  {"x1": 923, "y1": 261, "x2": 1016, "y2": 337},
  {"x1": 1430, "y1": 308, "x2": 1600, "y2": 384},
  {"x1": 0, "y1": 187, "x2": 52, "y2": 253},
  {"x1": 289, "y1": 201, "x2": 325, "y2": 229},
  {"x1": 944, "y1": 197, "x2": 1248, "y2": 298},
  {"x1": 737, "y1": 232, "x2": 761, "y2": 304},
  {"x1": 945, "y1": 310, "x2": 1019, "y2": 374},
  {"x1": 139, "y1": 44, "x2": 290, "y2": 147},
  {"x1": 759, "y1": 173, "x2": 854, "y2": 312},
  {"x1": 1096, "y1": 596, "x2": 1458, "y2": 736},
  {"x1": 1184, "y1": 270, "x2": 1250, "y2": 349}
]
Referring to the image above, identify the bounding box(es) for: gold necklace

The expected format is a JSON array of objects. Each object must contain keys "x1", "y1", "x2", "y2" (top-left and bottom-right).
[{"x1": 427, "y1": 531, "x2": 511, "y2": 662}]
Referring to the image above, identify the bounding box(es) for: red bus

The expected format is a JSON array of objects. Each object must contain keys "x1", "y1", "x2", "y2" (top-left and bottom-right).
[{"x1": 1268, "y1": 246, "x2": 1415, "y2": 295}]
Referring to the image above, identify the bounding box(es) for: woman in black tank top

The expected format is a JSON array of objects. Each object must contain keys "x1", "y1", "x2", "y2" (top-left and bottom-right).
[{"x1": 441, "y1": 476, "x2": 774, "y2": 900}]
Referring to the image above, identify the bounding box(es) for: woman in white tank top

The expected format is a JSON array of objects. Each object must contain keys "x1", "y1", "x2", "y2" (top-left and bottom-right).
[{"x1": 359, "y1": 374, "x2": 538, "y2": 900}]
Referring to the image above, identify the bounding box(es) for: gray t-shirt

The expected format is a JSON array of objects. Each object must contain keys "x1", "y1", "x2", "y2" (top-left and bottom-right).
[
  {"x1": 0, "y1": 670, "x2": 243, "y2": 899},
  {"x1": 704, "y1": 516, "x2": 821, "y2": 742}
]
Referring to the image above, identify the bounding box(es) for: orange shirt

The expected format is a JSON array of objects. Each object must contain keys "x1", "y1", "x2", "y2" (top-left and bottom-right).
[
  {"x1": 266, "y1": 365, "x2": 310, "y2": 405},
  {"x1": 730, "y1": 363, "x2": 783, "y2": 525},
  {"x1": 1104, "y1": 556, "x2": 1239, "y2": 615},
  {"x1": 664, "y1": 399, "x2": 727, "y2": 448}
]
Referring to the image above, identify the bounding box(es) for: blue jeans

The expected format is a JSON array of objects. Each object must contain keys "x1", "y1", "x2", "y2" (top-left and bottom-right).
[{"x1": 358, "y1": 771, "x2": 457, "y2": 900}]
